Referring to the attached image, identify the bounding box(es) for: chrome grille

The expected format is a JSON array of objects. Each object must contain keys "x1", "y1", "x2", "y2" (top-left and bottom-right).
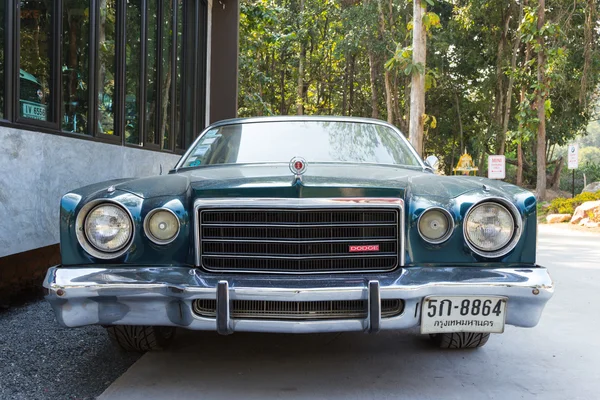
[
  {"x1": 198, "y1": 208, "x2": 400, "y2": 273},
  {"x1": 192, "y1": 299, "x2": 405, "y2": 320}
]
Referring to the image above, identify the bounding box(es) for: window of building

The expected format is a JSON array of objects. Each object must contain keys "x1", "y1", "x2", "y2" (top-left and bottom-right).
[
  {"x1": 125, "y1": 0, "x2": 141, "y2": 145},
  {"x1": 97, "y1": 0, "x2": 116, "y2": 136},
  {"x1": 0, "y1": 0, "x2": 4, "y2": 119},
  {"x1": 19, "y1": 1, "x2": 53, "y2": 122},
  {"x1": 63, "y1": 0, "x2": 90, "y2": 134},
  {"x1": 1, "y1": 0, "x2": 207, "y2": 153}
]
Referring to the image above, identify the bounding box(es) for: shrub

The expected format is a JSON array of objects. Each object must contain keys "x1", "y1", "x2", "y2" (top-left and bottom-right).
[{"x1": 547, "y1": 191, "x2": 600, "y2": 214}]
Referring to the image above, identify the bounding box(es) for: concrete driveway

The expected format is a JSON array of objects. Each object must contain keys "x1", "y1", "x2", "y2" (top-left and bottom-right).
[{"x1": 99, "y1": 225, "x2": 599, "y2": 400}]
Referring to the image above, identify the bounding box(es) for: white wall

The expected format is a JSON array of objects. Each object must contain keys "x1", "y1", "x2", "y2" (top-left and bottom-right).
[{"x1": 0, "y1": 126, "x2": 181, "y2": 257}]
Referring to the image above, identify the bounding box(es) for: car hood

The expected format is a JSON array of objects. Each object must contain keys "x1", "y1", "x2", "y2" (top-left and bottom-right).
[{"x1": 112, "y1": 163, "x2": 503, "y2": 200}]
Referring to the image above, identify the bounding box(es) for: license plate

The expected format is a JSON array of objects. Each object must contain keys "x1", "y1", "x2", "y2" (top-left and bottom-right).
[
  {"x1": 420, "y1": 296, "x2": 507, "y2": 334},
  {"x1": 22, "y1": 102, "x2": 47, "y2": 121}
]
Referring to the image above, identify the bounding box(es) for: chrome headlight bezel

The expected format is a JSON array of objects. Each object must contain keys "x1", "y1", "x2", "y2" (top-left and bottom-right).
[
  {"x1": 417, "y1": 207, "x2": 454, "y2": 245},
  {"x1": 75, "y1": 200, "x2": 135, "y2": 260},
  {"x1": 143, "y1": 208, "x2": 181, "y2": 245},
  {"x1": 463, "y1": 198, "x2": 522, "y2": 258}
]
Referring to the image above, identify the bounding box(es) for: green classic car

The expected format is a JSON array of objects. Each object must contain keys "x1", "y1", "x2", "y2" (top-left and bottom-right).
[{"x1": 43, "y1": 116, "x2": 554, "y2": 352}]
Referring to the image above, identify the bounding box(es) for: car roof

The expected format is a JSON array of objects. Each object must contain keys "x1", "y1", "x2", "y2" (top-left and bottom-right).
[{"x1": 207, "y1": 115, "x2": 400, "y2": 130}]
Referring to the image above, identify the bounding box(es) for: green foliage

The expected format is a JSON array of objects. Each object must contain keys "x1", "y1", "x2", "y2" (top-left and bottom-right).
[
  {"x1": 548, "y1": 191, "x2": 600, "y2": 214},
  {"x1": 238, "y1": 0, "x2": 600, "y2": 185},
  {"x1": 559, "y1": 161, "x2": 600, "y2": 194},
  {"x1": 580, "y1": 147, "x2": 600, "y2": 165}
]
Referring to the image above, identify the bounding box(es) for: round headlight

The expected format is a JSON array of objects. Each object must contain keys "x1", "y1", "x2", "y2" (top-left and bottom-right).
[
  {"x1": 418, "y1": 208, "x2": 453, "y2": 244},
  {"x1": 144, "y1": 209, "x2": 180, "y2": 244},
  {"x1": 84, "y1": 204, "x2": 133, "y2": 253},
  {"x1": 464, "y1": 202, "x2": 515, "y2": 254}
]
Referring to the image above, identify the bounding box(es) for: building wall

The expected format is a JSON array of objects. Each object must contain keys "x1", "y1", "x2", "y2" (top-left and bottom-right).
[
  {"x1": 0, "y1": 126, "x2": 180, "y2": 258},
  {"x1": 0, "y1": 0, "x2": 241, "y2": 303}
]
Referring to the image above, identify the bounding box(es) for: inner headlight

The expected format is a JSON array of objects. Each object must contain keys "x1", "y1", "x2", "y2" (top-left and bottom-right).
[
  {"x1": 418, "y1": 208, "x2": 453, "y2": 244},
  {"x1": 144, "y1": 209, "x2": 180, "y2": 244},
  {"x1": 464, "y1": 202, "x2": 515, "y2": 253},
  {"x1": 84, "y1": 204, "x2": 133, "y2": 253}
]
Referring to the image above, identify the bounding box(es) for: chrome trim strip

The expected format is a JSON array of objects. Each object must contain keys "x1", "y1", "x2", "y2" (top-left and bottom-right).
[
  {"x1": 201, "y1": 238, "x2": 398, "y2": 244},
  {"x1": 202, "y1": 254, "x2": 397, "y2": 260},
  {"x1": 75, "y1": 199, "x2": 135, "y2": 260},
  {"x1": 201, "y1": 223, "x2": 398, "y2": 228},
  {"x1": 417, "y1": 207, "x2": 455, "y2": 245},
  {"x1": 463, "y1": 198, "x2": 523, "y2": 259},
  {"x1": 193, "y1": 198, "x2": 405, "y2": 273},
  {"x1": 173, "y1": 116, "x2": 426, "y2": 172},
  {"x1": 143, "y1": 208, "x2": 181, "y2": 245}
]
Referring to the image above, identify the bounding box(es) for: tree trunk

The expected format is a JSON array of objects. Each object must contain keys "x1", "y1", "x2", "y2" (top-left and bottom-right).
[
  {"x1": 517, "y1": 0, "x2": 531, "y2": 186},
  {"x1": 392, "y1": 72, "x2": 402, "y2": 126},
  {"x1": 348, "y1": 53, "x2": 356, "y2": 115},
  {"x1": 494, "y1": 7, "x2": 511, "y2": 153},
  {"x1": 454, "y1": 90, "x2": 464, "y2": 153},
  {"x1": 536, "y1": 0, "x2": 547, "y2": 200},
  {"x1": 549, "y1": 157, "x2": 564, "y2": 189},
  {"x1": 377, "y1": 0, "x2": 394, "y2": 124},
  {"x1": 342, "y1": 55, "x2": 349, "y2": 116},
  {"x1": 500, "y1": 1, "x2": 524, "y2": 155},
  {"x1": 384, "y1": 71, "x2": 394, "y2": 124},
  {"x1": 517, "y1": 141, "x2": 523, "y2": 186},
  {"x1": 280, "y1": 51, "x2": 286, "y2": 114},
  {"x1": 409, "y1": 0, "x2": 426, "y2": 156},
  {"x1": 368, "y1": 50, "x2": 379, "y2": 119},
  {"x1": 297, "y1": 0, "x2": 305, "y2": 115},
  {"x1": 580, "y1": 0, "x2": 595, "y2": 106}
]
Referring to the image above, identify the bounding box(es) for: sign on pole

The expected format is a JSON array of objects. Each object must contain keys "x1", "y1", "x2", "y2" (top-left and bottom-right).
[
  {"x1": 568, "y1": 144, "x2": 579, "y2": 169},
  {"x1": 488, "y1": 155, "x2": 506, "y2": 180}
]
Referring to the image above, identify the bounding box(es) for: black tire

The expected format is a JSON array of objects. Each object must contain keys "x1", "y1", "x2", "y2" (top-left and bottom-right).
[
  {"x1": 429, "y1": 332, "x2": 490, "y2": 349},
  {"x1": 106, "y1": 325, "x2": 176, "y2": 352}
]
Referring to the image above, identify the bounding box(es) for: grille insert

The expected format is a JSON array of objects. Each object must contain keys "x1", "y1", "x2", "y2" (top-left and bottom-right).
[
  {"x1": 192, "y1": 299, "x2": 405, "y2": 320},
  {"x1": 198, "y1": 208, "x2": 401, "y2": 273}
]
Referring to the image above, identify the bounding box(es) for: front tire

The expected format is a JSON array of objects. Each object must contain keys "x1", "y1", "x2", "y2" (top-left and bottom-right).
[
  {"x1": 106, "y1": 326, "x2": 176, "y2": 352},
  {"x1": 429, "y1": 332, "x2": 490, "y2": 349}
]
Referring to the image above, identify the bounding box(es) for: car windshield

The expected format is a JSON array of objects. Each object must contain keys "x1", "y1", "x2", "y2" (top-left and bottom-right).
[{"x1": 180, "y1": 120, "x2": 422, "y2": 168}]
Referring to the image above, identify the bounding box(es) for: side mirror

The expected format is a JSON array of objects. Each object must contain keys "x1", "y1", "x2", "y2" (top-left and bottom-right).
[{"x1": 425, "y1": 155, "x2": 440, "y2": 170}]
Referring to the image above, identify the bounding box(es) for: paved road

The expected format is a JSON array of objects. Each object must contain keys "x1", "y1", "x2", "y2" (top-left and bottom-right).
[{"x1": 100, "y1": 225, "x2": 599, "y2": 400}]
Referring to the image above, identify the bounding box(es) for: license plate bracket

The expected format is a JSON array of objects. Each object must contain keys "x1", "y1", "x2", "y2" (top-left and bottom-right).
[{"x1": 420, "y1": 296, "x2": 507, "y2": 334}]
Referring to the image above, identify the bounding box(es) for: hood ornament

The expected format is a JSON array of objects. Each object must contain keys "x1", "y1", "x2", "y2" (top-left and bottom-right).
[{"x1": 289, "y1": 157, "x2": 307, "y2": 184}]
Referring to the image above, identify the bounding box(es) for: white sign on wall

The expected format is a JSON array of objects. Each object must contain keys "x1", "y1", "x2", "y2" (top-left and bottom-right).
[
  {"x1": 488, "y1": 155, "x2": 506, "y2": 180},
  {"x1": 568, "y1": 144, "x2": 579, "y2": 169}
]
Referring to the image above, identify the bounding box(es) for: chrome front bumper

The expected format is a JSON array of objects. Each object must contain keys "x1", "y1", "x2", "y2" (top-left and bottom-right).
[{"x1": 43, "y1": 266, "x2": 553, "y2": 334}]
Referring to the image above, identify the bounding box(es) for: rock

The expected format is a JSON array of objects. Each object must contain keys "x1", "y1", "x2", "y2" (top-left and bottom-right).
[
  {"x1": 570, "y1": 200, "x2": 600, "y2": 224},
  {"x1": 584, "y1": 221, "x2": 599, "y2": 228},
  {"x1": 546, "y1": 214, "x2": 572, "y2": 224},
  {"x1": 582, "y1": 182, "x2": 600, "y2": 193},
  {"x1": 579, "y1": 218, "x2": 590, "y2": 226}
]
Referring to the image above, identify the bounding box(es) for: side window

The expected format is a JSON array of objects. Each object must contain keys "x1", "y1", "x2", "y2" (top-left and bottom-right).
[{"x1": 184, "y1": 131, "x2": 223, "y2": 167}]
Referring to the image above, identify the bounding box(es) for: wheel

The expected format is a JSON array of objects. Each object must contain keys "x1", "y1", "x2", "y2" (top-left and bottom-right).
[
  {"x1": 105, "y1": 325, "x2": 176, "y2": 352},
  {"x1": 429, "y1": 332, "x2": 490, "y2": 349}
]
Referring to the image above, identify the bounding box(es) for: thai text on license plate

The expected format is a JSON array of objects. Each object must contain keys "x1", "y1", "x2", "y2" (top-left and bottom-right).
[{"x1": 420, "y1": 296, "x2": 507, "y2": 334}]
